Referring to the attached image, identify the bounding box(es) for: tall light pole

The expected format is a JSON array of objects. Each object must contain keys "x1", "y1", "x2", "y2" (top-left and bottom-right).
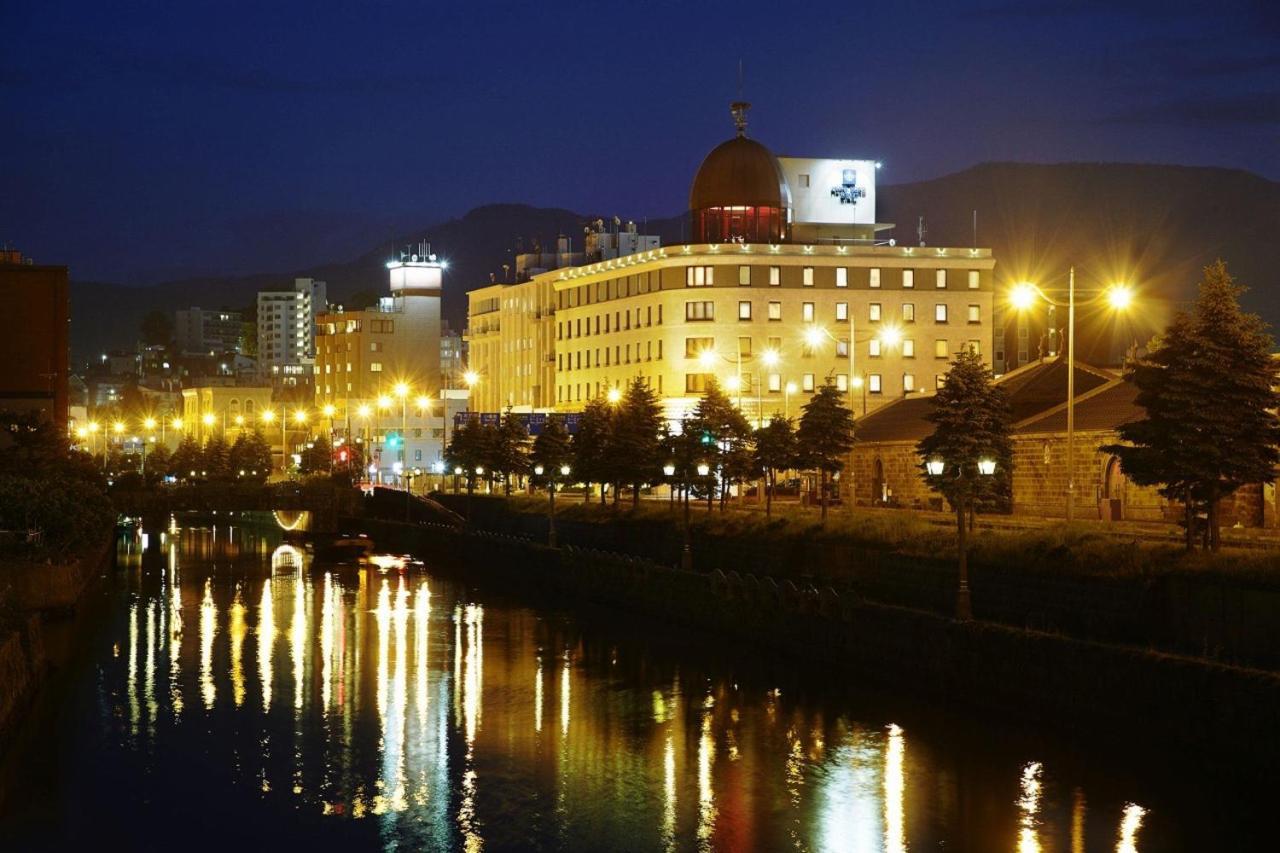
[
  {"x1": 260, "y1": 408, "x2": 278, "y2": 472},
  {"x1": 1010, "y1": 274, "x2": 1134, "y2": 522}
]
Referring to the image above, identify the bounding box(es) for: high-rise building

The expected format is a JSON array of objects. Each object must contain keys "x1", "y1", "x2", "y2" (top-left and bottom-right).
[
  {"x1": 466, "y1": 104, "x2": 996, "y2": 423},
  {"x1": 257, "y1": 277, "x2": 326, "y2": 388},
  {"x1": 314, "y1": 246, "x2": 446, "y2": 477},
  {"x1": 0, "y1": 248, "x2": 69, "y2": 428},
  {"x1": 174, "y1": 307, "x2": 244, "y2": 355}
]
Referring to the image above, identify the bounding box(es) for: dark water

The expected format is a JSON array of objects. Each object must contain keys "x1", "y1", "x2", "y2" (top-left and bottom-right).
[{"x1": 0, "y1": 518, "x2": 1265, "y2": 851}]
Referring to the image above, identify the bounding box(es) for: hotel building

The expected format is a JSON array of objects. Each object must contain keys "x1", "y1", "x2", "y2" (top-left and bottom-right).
[{"x1": 467, "y1": 104, "x2": 996, "y2": 422}]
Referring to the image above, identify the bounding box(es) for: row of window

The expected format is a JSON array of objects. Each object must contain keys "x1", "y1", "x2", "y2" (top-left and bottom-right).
[
  {"x1": 559, "y1": 340, "x2": 665, "y2": 371},
  {"x1": 559, "y1": 376, "x2": 664, "y2": 404},
  {"x1": 685, "y1": 300, "x2": 982, "y2": 324},
  {"x1": 680, "y1": 335, "x2": 982, "y2": 360},
  {"x1": 559, "y1": 304, "x2": 663, "y2": 340},
  {"x1": 685, "y1": 372, "x2": 950, "y2": 395},
  {"x1": 687, "y1": 265, "x2": 982, "y2": 289}
]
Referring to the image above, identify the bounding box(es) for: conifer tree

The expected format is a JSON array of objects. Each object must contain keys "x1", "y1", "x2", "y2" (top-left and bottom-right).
[
  {"x1": 202, "y1": 434, "x2": 232, "y2": 480},
  {"x1": 493, "y1": 413, "x2": 530, "y2": 495},
  {"x1": 917, "y1": 349, "x2": 1013, "y2": 619},
  {"x1": 572, "y1": 396, "x2": 615, "y2": 504},
  {"x1": 171, "y1": 434, "x2": 202, "y2": 481},
  {"x1": 444, "y1": 418, "x2": 486, "y2": 494},
  {"x1": 1104, "y1": 260, "x2": 1280, "y2": 550},
  {"x1": 530, "y1": 417, "x2": 572, "y2": 485},
  {"x1": 612, "y1": 378, "x2": 665, "y2": 507},
  {"x1": 690, "y1": 378, "x2": 751, "y2": 510},
  {"x1": 796, "y1": 382, "x2": 856, "y2": 523},
  {"x1": 754, "y1": 416, "x2": 797, "y2": 518}
]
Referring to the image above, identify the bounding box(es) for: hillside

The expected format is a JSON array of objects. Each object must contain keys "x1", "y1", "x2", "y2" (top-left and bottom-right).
[{"x1": 69, "y1": 163, "x2": 1280, "y2": 362}]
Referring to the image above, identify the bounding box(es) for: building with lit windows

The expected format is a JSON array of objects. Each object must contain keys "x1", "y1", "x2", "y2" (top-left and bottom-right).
[
  {"x1": 314, "y1": 247, "x2": 467, "y2": 478},
  {"x1": 466, "y1": 103, "x2": 996, "y2": 423},
  {"x1": 257, "y1": 277, "x2": 327, "y2": 389}
]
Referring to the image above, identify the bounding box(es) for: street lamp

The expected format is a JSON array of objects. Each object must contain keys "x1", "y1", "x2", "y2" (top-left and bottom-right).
[
  {"x1": 606, "y1": 386, "x2": 622, "y2": 404},
  {"x1": 1009, "y1": 272, "x2": 1135, "y2": 521},
  {"x1": 535, "y1": 463, "x2": 572, "y2": 548},
  {"x1": 925, "y1": 457, "x2": 998, "y2": 620}
]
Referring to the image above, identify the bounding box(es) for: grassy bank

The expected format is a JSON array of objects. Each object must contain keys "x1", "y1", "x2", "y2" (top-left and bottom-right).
[{"x1": 477, "y1": 495, "x2": 1280, "y2": 585}]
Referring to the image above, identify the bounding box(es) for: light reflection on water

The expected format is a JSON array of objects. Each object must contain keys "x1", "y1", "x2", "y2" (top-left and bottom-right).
[{"x1": 10, "y1": 521, "x2": 1211, "y2": 851}]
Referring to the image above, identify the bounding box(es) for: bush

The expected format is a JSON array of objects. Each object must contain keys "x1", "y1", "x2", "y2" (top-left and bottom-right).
[{"x1": 0, "y1": 473, "x2": 115, "y2": 557}]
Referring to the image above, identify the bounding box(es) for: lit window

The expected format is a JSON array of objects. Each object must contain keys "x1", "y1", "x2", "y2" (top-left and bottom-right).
[
  {"x1": 802, "y1": 373, "x2": 815, "y2": 392},
  {"x1": 936, "y1": 269, "x2": 947, "y2": 288},
  {"x1": 738, "y1": 336, "x2": 753, "y2": 357},
  {"x1": 768, "y1": 301, "x2": 782, "y2": 321},
  {"x1": 935, "y1": 340, "x2": 949, "y2": 358},
  {"x1": 686, "y1": 266, "x2": 714, "y2": 287},
  {"x1": 870, "y1": 268, "x2": 881, "y2": 288},
  {"x1": 968, "y1": 270, "x2": 980, "y2": 289},
  {"x1": 904, "y1": 373, "x2": 916, "y2": 392},
  {"x1": 768, "y1": 373, "x2": 781, "y2": 392},
  {"x1": 968, "y1": 304, "x2": 981, "y2": 323},
  {"x1": 685, "y1": 373, "x2": 714, "y2": 393},
  {"x1": 869, "y1": 374, "x2": 882, "y2": 394},
  {"x1": 739, "y1": 266, "x2": 751, "y2": 286},
  {"x1": 370, "y1": 362, "x2": 383, "y2": 372},
  {"x1": 802, "y1": 302, "x2": 815, "y2": 322},
  {"x1": 869, "y1": 303, "x2": 882, "y2": 322},
  {"x1": 836, "y1": 338, "x2": 849, "y2": 357},
  {"x1": 803, "y1": 267, "x2": 815, "y2": 286},
  {"x1": 769, "y1": 266, "x2": 781, "y2": 286},
  {"x1": 869, "y1": 339, "x2": 882, "y2": 357},
  {"x1": 799, "y1": 173, "x2": 810, "y2": 187},
  {"x1": 739, "y1": 301, "x2": 752, "y2": 320},
  {"x1": 685, "y1": 301, "x2": 715, "y2": 321},
  {"x1": 935, "y1": 303, "x2": 948, "y2": 323},
  {"x1": 903, "y1": 339, "x2": 915, "y2": 358},
  {"x1": 903, "y1": 303, "x2": 915, "y2": 323},
  {"x1": 836, "y1": 374, "x2": 848, "y2": 392},
  {"x1": 836, "y1": 302, "x2": 848, "y2": 321},
  {"x1": 836, "y1": 268, "x2": 848, "y2": 288},
  {"x1": 936, "y1": 374, "x2": 946, "y2": 389},
  {"x1": 685, "y1": 337, "x2": 714, "y2": 358},
  {"x1": 968, "y1": 340, "x2": 981, "y2": 354},
  {"x1": 903, "y1": 269, "x2": 915, "y2": 288}
]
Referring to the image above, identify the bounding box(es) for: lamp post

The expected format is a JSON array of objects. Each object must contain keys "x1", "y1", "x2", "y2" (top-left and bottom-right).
[
  {"x1": 1010, "y1": 273, "x2": 1134, "y2": 522},
  {"x1": 535, "y1": 463, "x2": 572, "y2": 548},
  {"x1": 784, "y1": 382, "x2": 797, "y2": 420},
  {"x1": 291, "y1": 409, "x2": 308, "y2": 474},
  {"x1": 926, "y1": 456, "x2": 997, "y2": 621},
  {"x1": 260, "y1": 409, "x2": 278, "y2": 472}
]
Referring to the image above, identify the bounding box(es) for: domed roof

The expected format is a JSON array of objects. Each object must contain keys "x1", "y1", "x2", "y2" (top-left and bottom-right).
[{"x1": 689, "y1": 103, "x2": 792, "y2": 211}]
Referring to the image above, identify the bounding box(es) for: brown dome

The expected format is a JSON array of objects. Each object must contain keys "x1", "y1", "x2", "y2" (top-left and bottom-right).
[{"x1": 689, "y1": 135, "x2": 792, "y2": 211}]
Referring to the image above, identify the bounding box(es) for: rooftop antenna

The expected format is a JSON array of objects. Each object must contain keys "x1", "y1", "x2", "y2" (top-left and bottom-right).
[
  {"x1": 917, "y1": 216, "x2": 927, "y2": 247},
  {"x1": 972, "y1": 210, "x2": 978, "y2": 249},
  {"x1": 731, "y1": 60, "x2": 749, "y2": 138}
]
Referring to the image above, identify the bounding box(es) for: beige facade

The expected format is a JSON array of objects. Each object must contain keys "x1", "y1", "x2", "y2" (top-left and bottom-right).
[
  {"x1": 180, "y1": 385, "x2": 274, "y2": 444},
  {"x1": 466, "y1": 275, "x2": 558, "y2": 412},
  {"x1": 468, "y1": 242, "x2": 995, "y2": 422}
]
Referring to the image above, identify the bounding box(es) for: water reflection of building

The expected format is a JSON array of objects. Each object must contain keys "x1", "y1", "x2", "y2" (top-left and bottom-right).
[{"x1": 108, "y1": 523, "x2": 1154, "y2": 850}]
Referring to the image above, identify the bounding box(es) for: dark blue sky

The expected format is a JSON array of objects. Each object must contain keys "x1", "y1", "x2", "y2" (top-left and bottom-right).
[{"x1": 3, "y1": 0, "x2": 1276, "y2": 284}]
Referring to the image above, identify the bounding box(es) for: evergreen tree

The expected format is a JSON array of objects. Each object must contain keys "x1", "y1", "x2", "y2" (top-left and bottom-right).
[
  {"x1": 171, "y1": 434, "x2": 202, "y2": 481},
  {"x1": 754, "y1": 416, "x2": 797, "y2": 517},
  {"x1": 916, "y1": 349, "x2": 1013, "y2": 619},
  {"x1": 1104, "y1": 261, "x2": 1280, "y2": 550},
  {"x1": 612, "y1": 378, "x2": 665, "y2": 507},
  {"x1": 530, "y1": 417, "x2": 572, "y2": 486},
  {"x1": 796, "y1": 382, "x2": 856, "y2": 524},
  {"x1": 202, "y1": 434, "x2": 231, "y2": 480},
  {"x1": 572, "y1": 396, "x2": 615, "y2": 504},
  {"x1": 144, "y1": 444, "x2": 171, "y2": 485},
  {"x1": 493, "y1": 413, "x2": 530, "y2": 495},
  {"x1": 445, "y1": 418, "x2": 486, "y2": 494},
  {"x1": 690, "y1": 378, "x2": 752, "y2": 510},
  {"x1": 299, "y1": 434, "x2": 333, "y2": 475}
]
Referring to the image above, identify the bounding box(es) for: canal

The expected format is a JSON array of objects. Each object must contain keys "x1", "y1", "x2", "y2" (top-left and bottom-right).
[{"x1": 0, "y1": 518, "x2": 1265, "y2": 851}]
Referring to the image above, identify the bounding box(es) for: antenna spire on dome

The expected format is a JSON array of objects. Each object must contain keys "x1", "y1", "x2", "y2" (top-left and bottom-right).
[{"x1": 730, "y1": 101, "x2": 750, "y2": 137}]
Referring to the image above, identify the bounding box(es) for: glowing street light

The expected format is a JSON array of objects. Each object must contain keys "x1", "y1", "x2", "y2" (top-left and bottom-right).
[
  {"x1": 761, "y1": 348, "x2": 780, "y2": 368},
  {"x1": 1010, "y1": 271, "x2": 1136, "y2": 521},
  {"x1": 926, "y1": 458, "x2": 946, "y2": 477},
  {"x1": 376, "y1": 394, "x2": 392, "y2": 410},
  {"x1": 663, "y1": 463, "x2": 676, "y2": 477},
  {"x1": 879, "y1": 324, "x2": 903, "y2": 348},
  {"x1": 463, "y1": 370, "x2": 479, "y2": 387},
  {"x1": 415, "y1": 395, "x2": 432, "y2": 412},
  {"x1": 170, "y1": 417, "x2": 182, "y2": 431},
  {"x1": 725, "y1": 375, "x2": 742, "y2": 392},
  {"x1": 260, "y1": 409, "x2": 276, "y2": 424},
  {"x1": 112, "y1": 421, "x2": 125, "y2": 436},
  {"x1": 606, "y1": 387, "x2": 622, "y2": 404},
  {"x1": 293, "y1": 409, "x2": 308, "y2": 425},
  {"x1": 356, "y1": 404, "x2": 371, "y2": 419},
  {"x1": 393, "y1": 382, "x2": 410, "y2": 399},
  {"x1": 322, "y1": 403, "x2": 336, "y2": 419},
  {"x1": 202, "y1": 412, "x2": 216, "y2": 427}
]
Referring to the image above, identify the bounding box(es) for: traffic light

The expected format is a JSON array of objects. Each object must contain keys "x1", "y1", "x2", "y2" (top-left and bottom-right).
[
  {"x1": 337, "y1": 449, "x2": 348, "y2": 463},
  {"x1": 700, "y1": 431, "x2": 713, "y2": 445},
  {"x1": 386, "y1": 432, "x2": 400, "y2": 449}
]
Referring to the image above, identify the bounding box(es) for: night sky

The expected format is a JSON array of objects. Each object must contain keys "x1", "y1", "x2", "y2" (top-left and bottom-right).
[{"x1": 3, "y1": 0, "x2": 1276, "y2": 285}]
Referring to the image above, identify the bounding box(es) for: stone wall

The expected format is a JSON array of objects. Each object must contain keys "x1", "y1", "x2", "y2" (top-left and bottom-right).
[{"x1": 851, "y1": 432, "x2": 1271, "y2": 526}]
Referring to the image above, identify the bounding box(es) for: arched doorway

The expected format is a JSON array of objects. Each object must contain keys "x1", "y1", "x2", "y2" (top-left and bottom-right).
[
  {"x1": 873, "y1": 458, "x2": 885, "y2": 505},
  {"x1": 1102, "y1": 456, "x2": 1126, "y2": 521}
]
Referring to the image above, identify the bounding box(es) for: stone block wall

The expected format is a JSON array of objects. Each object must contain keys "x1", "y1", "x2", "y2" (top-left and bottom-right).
[{"x1": 849, "y1": 442, "x2": 938, "y2": 509}]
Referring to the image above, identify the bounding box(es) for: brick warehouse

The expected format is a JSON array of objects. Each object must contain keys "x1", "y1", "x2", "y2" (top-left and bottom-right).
[{"x1": 849, "y1": 357, "x2": 1273, "y2": 527}]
